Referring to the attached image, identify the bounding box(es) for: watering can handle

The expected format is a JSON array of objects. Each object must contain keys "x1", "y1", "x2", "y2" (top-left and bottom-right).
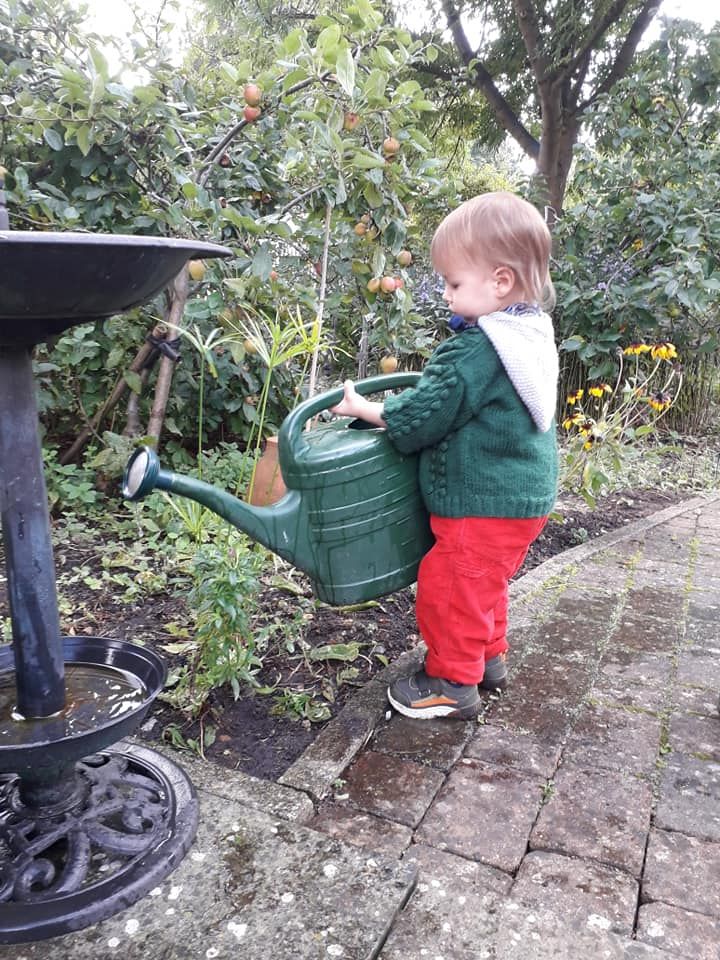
[{"x1": 278, "y1": 372, "x2": 422, "y2": 460}]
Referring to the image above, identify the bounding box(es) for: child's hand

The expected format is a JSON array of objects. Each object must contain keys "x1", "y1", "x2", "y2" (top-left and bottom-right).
[
  {"x1": 330, "y1": 380, "x2": 360, "y2": 418},
  {"x1": 330, "y1": 380, "x2": 386, "y2": 427}
]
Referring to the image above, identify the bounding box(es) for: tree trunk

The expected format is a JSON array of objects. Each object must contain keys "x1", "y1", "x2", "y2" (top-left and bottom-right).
[
  {"x1": 145, "y1": 267, "x2": 188, "y2": 448},
  {"x1": 59, "y1": 321, "x2": 169, "y2": 464}
]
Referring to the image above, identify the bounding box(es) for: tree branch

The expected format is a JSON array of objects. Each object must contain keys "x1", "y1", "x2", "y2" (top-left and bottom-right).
[
  {"x1": 581, "y1": 0, "x2": 663, "y2": 108},
  {"x1": 440, "y1": 0, "x2": 539, "y2": 159}
]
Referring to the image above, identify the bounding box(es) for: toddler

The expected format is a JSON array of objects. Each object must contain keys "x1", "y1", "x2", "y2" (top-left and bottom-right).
[{"x1": 332, "y1": 191, "x2": 558, "y2": 719}]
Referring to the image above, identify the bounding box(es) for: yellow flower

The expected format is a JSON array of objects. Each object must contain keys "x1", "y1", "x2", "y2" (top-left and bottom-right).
[
  {"x1": 631, "y1": 238, "x2": 644, "y2": 251},
  {"x1": 651, "y1": 342, "x2": 678, "y2": 361},
  {"x1": 647, "y1": 391, "x2": 671, "y2": 412},
  {"x1": 623, "y1": 343, "x2": 652, "y2": 355},
  {"x1": 588, "y1": 383, "x2": 612, "y2": 397},
  {"x1": 566, "y1": 388, "x2": 584, "y2": 404},
  {"x1": 562, "y1": 417, "x2": 574, "y2": 430}
]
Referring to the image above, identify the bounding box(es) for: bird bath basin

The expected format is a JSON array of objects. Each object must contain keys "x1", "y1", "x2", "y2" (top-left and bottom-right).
[{"x1": 0, "y1": 220, "x2": 231, "y2": 941}]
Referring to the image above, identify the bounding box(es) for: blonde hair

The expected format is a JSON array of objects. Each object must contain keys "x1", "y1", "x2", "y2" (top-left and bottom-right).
[{"x1": 430, "y1": 191, "x2": 555, "y2": 310}]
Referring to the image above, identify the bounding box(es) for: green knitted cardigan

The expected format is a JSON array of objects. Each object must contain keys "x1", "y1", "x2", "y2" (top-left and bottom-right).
[{"x1": 382, "y1": 327, "x2": 558, "y2": 519}]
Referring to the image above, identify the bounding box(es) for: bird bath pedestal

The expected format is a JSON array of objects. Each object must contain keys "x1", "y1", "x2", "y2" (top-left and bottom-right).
[{"x1": 0, "y1": 227, "x2": 230, "y2": 942}]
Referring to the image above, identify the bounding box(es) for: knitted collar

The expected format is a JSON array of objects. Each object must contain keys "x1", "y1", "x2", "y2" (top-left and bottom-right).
[{"x1": 448, "y1": 302, "x2": 541, "y2": 330}]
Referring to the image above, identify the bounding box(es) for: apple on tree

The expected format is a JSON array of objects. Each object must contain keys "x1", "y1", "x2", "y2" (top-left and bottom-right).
[
  {"x1": 382, "y1": 136, "x2": 400, "y2": 156},
  {"x1": 188, "y1": 260, "x2": 206, "y2": 281},
  {"x1": 380, "y1": 355, "x2": 399, "y2": 373},
  {"x1": 243, "y1": 105, "x2": 261, "y2": 122},
  {"x1": 243, "y1": 83, "x2": 262, "y2": 106}
]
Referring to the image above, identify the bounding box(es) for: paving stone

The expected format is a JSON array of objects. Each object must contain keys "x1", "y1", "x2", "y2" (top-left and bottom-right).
[
  {"x1": 309, "y1": 800, "x2": 412, "y2": 856},
  {"x1": 531, "y1": 763, "x2": 653, "y2": 877},
  {"x1": 490, "y1": 697, "x2": 573, "y2": 741},
  {"x1": 622, "y1": 585, "x2": 688, "y2": 622},
  {"x1": 684, "y1": 616, "x2": 720, "y2": 651},
  {"x1": 147, "y1": 739, "x2": 314, "y2": 823},
  {"x1": 592, "y1": 650, "x2": 671, "y2": 712},
  {"x1": 501, "y1": 850, "x2": 639, "y2": 937},
  {"x1": 639, "y1": 529, "x2": 694, "y2": 563},
  {"x1": 370, "y1": 712, "x2": 472, "y2": 770},
  {"x1": 636, "y1": 902, "x2": 720, "y2": 959},
  {"x1": 2, "y1": 788, "x2": 415, "y2": 960},
  {"x1": 495, "y1": 915, "x2": 663, "y2": 960},
  {"x1": 674, "y1": 682, "x2": 720, "y2": 719},
  {"x1": 676, "y1": 649, "x2": 720, "y2": 687},
  {"x1": 415, "y1": 758, "x2": 544, "y2": 872},
  {"x1": 562, "y1": 702, "x2": 661, "y2": 777},
  {"x1": 465, "y1": 722, "x2": 562, "y2": 779},
  {"x1": 655, "y1": 754, "x2": 720, "y2": 842},
  {"x1": 642, "y1": 828, "x2": 720, "y2": 917},
  {"x1": 610, "y1": 612, "x2": 683, "y2": 654},
  {"x1": 278, "y1": 678, "x2": 388, "y2": 800},
  {"x1": 668, "y1": 713, "x2": 720, "y2": 762},
  {"x1": 550, "y1": 592, "x2": 623, "y2": 634},
  {"x1": 379, "y1": 844, "x2": 511, "y2": 960},
  {"x1": 342, "y1": 749, "x2": 444, "y2": 828},
  {"x1": 686, "y1": 593, "x2": 720, "y2": 624},
  {"x1": 532, "y1": 614, "x2": 602, "y2": 657}
]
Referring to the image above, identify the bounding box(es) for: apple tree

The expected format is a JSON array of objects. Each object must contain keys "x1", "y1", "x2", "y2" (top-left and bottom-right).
[{"x1": 0, "y1": 0, "x2": 453, "y2": 461}]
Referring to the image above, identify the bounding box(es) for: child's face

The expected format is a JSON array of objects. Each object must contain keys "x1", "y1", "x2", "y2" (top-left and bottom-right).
[{"x1": 439, "y1": 261, "x2": 511, "y2": 320}]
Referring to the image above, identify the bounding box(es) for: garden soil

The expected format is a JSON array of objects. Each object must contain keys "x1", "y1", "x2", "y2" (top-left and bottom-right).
[{"x1": 0, "y1": 488, "x2": 688, "y2": 782}]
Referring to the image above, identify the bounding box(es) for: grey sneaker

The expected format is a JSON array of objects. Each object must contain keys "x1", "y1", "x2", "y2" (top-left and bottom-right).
[
  {"x1": 479, "y1": 654, "x2": 507, "y2": 691},
  {"x1": 387, "y1": 669, "x2": 481, "y2": 720}
]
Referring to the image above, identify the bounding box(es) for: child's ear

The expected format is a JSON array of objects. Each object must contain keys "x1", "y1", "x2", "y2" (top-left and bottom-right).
[{"x1": 493, "y1": 266, "x2": 516, "y2": 296}]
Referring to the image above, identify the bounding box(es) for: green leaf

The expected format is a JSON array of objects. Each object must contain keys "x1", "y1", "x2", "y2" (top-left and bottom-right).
[
  {"x1": 363, "y1": 69, "x2": 387, "y2": 104},
  {"x1": 363, "y1": 182, "x2": 383, "y2": 208},
  {"x1": 251, "y1": 244, "x2": 273, "y2": 279},
  {"x1": 335, "y1": 46, "x2": 355, "y2": 98},
  {"x1": 308, "y1": 642, "x2": 361, "y2": 662},
  {"x1": 350, "y1": 151, "x2": 386, "y2": 170},
  {"x1": 76, "y1": 124, "x2": 92, "y2": 157},
  {"x1": 124, "y1": 371, "x2": 143, "y2": 394},
  {"x1": 374, "y1": 46, "x2": 396, "y2": 71},
  {"x1": 89, "y1": 46, "x2": 109, "y2": 81},
  {"x1": 425, "y1": 44, "x2": 439, "y2": 63},
  {"x1": 43, "y1": 128, "x2": 64, "y2": 151},
  {"x1": 219, "y1": 61, "x2": 238, "y2": 83}
]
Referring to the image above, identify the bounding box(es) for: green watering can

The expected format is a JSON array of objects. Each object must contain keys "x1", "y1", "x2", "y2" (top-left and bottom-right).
[{"x1": 122, "y1": 374, "x2": 434, "y2": 605}]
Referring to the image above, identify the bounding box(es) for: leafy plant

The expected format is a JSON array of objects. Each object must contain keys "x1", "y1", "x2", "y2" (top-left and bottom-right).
[
  {"x1": 160, "y1": 533, "x2": 267, "y2": 716},
  {"x1": 560, "y1": 341, "x2": 683, "y2": 505}
]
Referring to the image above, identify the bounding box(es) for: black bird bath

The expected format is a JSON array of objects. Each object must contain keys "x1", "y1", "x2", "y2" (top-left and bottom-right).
[{"x1": 0, "y1": 210, "x2": 230, "y2": 941}]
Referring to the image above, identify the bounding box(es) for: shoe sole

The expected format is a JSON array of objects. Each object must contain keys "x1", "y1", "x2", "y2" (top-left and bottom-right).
[{"x1": 387, "y1": 687, "x2": 480, "y2": 720}]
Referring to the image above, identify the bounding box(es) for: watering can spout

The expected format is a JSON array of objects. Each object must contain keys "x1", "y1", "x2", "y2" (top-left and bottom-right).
[{"x1": 122, "y1": 446, "x2": 308, "y2": 571}]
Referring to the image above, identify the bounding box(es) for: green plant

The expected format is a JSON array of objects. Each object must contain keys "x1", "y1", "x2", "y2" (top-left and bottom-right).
[
  {"x1": 43, "y1": 448, "x2": 100, "y2": 515},
  {"x1": 560, "y1": 341, "x2": 683, "y2": 505},
  {"x1": 269, "y1": 689, "x2": 332, "y2": 723},
  {"x1": 160, "y1": 532, "x2": 267, "y2": 717},
  {"x1": 218, "y1": 303, "x2": 328, "y2": 499}
]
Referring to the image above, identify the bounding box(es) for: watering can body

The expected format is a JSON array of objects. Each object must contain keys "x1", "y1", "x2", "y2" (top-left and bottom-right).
[{"x1": 123, "y1": 374, "x2": 434, "y2": 605}]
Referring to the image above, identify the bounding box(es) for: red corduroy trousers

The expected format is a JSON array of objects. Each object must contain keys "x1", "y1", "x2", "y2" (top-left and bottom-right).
[{"x1": 417, "y1": 515, "x2": 548, "y2": 685}]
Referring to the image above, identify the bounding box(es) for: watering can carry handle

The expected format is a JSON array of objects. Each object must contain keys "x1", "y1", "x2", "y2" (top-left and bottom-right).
[{"x1": 278, "y1": 372, "x2": 422, "y2": 458}]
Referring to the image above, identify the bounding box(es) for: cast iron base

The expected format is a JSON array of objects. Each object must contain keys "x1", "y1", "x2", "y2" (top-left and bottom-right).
[{"x1": 0, "y1": 742, "x2": 198, "y2": 943}]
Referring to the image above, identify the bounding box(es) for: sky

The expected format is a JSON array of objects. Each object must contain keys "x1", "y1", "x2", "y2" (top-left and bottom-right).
[{"x1": 73, "y1": 0, "x2": 718, "y2": 52}]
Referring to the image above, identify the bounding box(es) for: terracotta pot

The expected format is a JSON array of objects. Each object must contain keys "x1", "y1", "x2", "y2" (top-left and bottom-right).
[{"x1": 248, "y1": 435, "x2": 287, "y2": 506}]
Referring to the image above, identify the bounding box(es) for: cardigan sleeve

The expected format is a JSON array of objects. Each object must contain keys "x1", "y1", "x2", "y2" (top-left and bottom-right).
[{"x1": 383, "y1": 335, "x2": 486, "y2": 454}]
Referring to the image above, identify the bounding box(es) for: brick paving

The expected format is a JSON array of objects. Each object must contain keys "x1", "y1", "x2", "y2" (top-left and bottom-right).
[{"x1": 305, "y1": 494, "x2": 720, "y2": 958}]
